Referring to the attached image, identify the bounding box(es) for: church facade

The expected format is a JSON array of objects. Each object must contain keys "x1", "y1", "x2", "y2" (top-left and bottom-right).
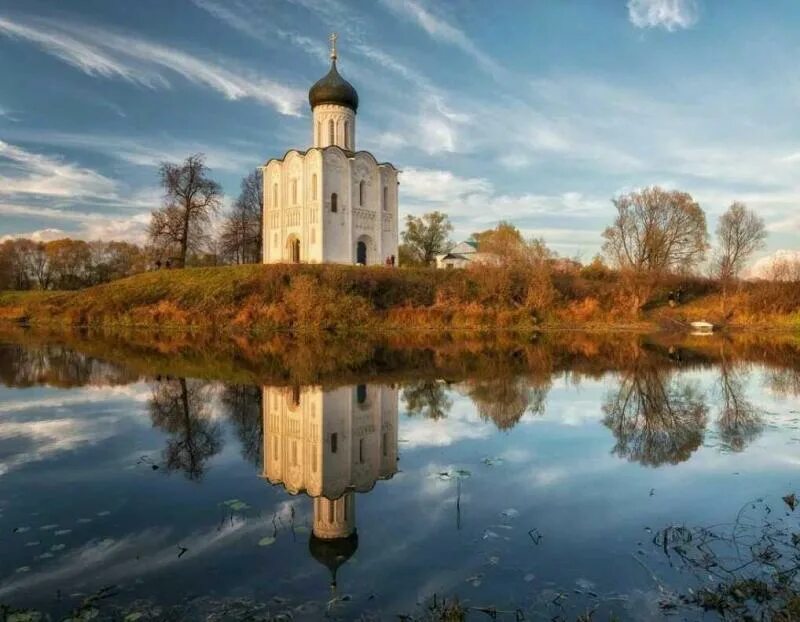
[{"x1": 261, "y1": 36, "x2": 399, "y2": 266}]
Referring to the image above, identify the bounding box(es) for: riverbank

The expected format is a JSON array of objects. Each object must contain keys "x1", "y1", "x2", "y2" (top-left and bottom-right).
[{"x1": 0, "y1": 264, "x2": 798, "y2": 333}]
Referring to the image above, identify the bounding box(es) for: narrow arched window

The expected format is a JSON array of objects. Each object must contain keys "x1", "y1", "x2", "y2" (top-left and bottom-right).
[
  {"x1": 272, "y1": 183, "x2": 278, "y2": 208},
  {"x1": 328, "y1": 119, "x2": 334, "y2": 145},
  {"x1": 359, "y1": 180, "x2": 365, "y2": 206},
  {"x1": 311, "y1": 173, "x2": 317, "y2": 200},
  {"x1": 344, "y1": 121, "x2": 349, "y2": 149},
  {"x1": 316, "y1": 121, "x2": 321, "y2": 146},
  {"x1": 291, "y1": 179, "x2": 297, "y2": 204},
  {"x1": 331, "y1": 192, "x2": 338, "y2": 213},
  {"x1": 383, "y1": 186, "x2": 388, "y2": 211},
  {"x1": 356, "y1": 384, "x2": 367, "y2": 404}
]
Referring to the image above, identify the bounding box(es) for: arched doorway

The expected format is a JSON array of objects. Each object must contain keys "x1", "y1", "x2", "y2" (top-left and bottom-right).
[
  {"x1": 356, "y1": 241, "x2": 367, "y2": 265},
  {"x1": 355, "y1": 234, "x2": 374, "y2": 266},
  {"x1": 286, "y1": 236, "x2": 300, "y2": 263}
]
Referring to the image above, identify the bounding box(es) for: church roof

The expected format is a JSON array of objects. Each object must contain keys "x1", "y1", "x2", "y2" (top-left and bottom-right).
[
  {"x1": 309, "y1": 60, "x2": 359, "y2": 112},
  {"x1": 262, "y1": 145, "x2": 397, "y2": 170}
]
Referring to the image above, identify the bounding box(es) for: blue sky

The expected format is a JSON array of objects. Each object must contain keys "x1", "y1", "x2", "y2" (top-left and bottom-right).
[{"x1": 1, "y1": 0, "x2": 798, "y2": 267}]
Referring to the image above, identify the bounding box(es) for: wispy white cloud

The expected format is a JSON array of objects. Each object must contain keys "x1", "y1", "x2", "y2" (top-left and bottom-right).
[
  {"x1": 379, "y1": 0, "x2": 502, "y2": 76},
  {"x1": 401, "y1": 167, "x2": 493, "y2": 203},
  {"x1": 0, "y1": 14, "x2": 306, "y2": 115},
  {"x1": 400, "y1": 166, "x2": 605, "y2": 251},
  {"x1": 0, "y1": 213, "x2": 152, "y2": 244},
  {"x1": 627, "y1": 0, "x2": 699, "y2": 31},
  {"x1": 0, "y1": 16, "x2": 164, "y2": 86},
  {"x1": 401, "y1": 167, "x2": 602, "y2": 217},
  {"x1": 0, "y1": 141, "x2": 118, "y2": 199},
  {"x1": 0, "y1": 141, "x2": 160, "y2": 243}
]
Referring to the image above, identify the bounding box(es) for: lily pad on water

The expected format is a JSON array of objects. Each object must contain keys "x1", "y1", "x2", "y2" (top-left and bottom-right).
[
  {"x1": 50, "y1": 544, "x2": 66, "y2": 551},
  {"x1": 481, "y1": 457, "x2": 504, "y2": 466},
  {"x1": 500, "y1": 508, "x2": 519, "y2": 519},
  {"x1": 223, "y1": 499, "x2": 250, "y2": 512},
  {"x1": 15, "y1": 566, "x2": 30, "y2": 573},
  {"x1": 39, "y1": 524, "x2": 57, "y2": 531},
  {"x1": 258, "y1": 536, "x2": 276, "y2": 547},
  {"x1": 54, "y1": 529, "x2": 72, "y2": 536},
  {"x1": 435, "y1": 468, "x2": 471, "y2": 481}
]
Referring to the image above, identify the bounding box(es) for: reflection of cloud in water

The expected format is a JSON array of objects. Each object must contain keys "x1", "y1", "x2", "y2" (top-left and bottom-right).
[
  {"x1": 0, "y1": 384, "x2": 149, "y2": 414},
  {"x1": 0, "y1": 385, "x2": 151, "y2": 475},
  {"x1": 400, "y1": 396, "x2": 493, "y2": 448},
  {"x1": 0, "y1": 497, "x2": 294, "y2": 599}
]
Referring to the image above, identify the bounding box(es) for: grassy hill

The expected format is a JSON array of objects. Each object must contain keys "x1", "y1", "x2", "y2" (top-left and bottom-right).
[{"x1": 0, "y1": 263, "x2": 798, "y2": 333}]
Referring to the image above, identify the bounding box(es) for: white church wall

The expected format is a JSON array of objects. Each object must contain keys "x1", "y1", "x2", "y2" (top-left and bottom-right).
[
  {"x1": 305, "y1": 150, "x2": 324, "y2": 263},
  {"x1": 351, "y1": 152, "x2": 381, "y2": 265},
  {"x1": 263, "y1": 161, "x2": 282, "y2": 263},
  {"x1": 380, "y1": 167, "x2": 399, "y2": 265},
  {"x1": 322, "y1": 149, "x2": 351, "y2": 264}
]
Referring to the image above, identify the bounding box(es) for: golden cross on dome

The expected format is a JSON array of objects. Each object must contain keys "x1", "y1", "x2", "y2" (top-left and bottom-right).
[{"x1": 329, "y1": 32, "x2": 338, "y2": 61}]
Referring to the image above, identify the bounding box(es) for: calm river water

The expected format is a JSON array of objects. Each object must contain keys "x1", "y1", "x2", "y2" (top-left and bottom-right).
[{"x1": 0, "y1": 331, "x2": 799, "y2": 620}]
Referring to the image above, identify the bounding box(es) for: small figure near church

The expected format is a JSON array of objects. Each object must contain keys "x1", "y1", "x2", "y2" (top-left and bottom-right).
[{"x1": 261, "y1": 34, "x2": 399, "y2": 266}]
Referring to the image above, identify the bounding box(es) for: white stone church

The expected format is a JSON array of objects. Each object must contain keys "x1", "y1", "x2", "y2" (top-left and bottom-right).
[{"x1": 261, "y1": 35, "x2": 399, "y2": 266}]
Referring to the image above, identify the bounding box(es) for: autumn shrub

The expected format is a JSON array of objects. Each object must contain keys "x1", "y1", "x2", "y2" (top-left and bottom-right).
[
  {"x1": 283, "y1": 274, "x2": 373, "y2": 332},
  {"x1": 563, "y1": 297, "x2": 601, "y2": 323}
]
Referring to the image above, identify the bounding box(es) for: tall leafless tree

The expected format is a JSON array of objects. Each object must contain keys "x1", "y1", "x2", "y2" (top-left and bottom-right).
[
  {"x1": 602, "y1": 186, "x2": 708, "y2": 275},
  {"x1": 219, "y1": 169, "x2": 263, "y2": 264},
  {"x1": 148, "y1": 154, "x2": 223, "y2": 267},
  {"x1": 713, "y1": 202, "x2": 766, "y2": 307}
]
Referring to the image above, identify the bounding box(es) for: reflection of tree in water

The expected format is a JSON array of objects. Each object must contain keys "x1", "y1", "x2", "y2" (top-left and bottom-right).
[
  {"x1": 149, "y1": 378, "x2": 223, "y2": 480},
  {"x1": 0, "y1": 343, "x2": 136, "y2": 388},
  {"x1": 468, "y1": 375, "x2": 549, "y2": 430},
  {"x1": 220, "y1": 384, "x2": 263, "y2": 467},
  {"x1": 402, "y1": 379, "x2": 452, "y2": 420},
  {"x1": 716, "y1": 357, "x2": 763, "y2": 452},
  {"x1": 765, "y1": 367, "x2": 800, "y2": 399},
  {"x1": 603, "y1": 365, "x2": 708, "y2": 466}
]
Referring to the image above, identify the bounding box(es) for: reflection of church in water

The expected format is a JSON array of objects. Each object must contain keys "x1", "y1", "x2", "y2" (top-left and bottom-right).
[{"x1": 262, "y1": 384, "x2": 398, "y2": 587}]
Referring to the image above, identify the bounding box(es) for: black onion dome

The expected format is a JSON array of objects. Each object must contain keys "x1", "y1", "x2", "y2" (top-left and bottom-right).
[
  {"x1": 308, "y1": 531, "x2": 358, "y2": 588},
  {"x1": 308, "y1": 61, "x2": 359, "y2": 112}
]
